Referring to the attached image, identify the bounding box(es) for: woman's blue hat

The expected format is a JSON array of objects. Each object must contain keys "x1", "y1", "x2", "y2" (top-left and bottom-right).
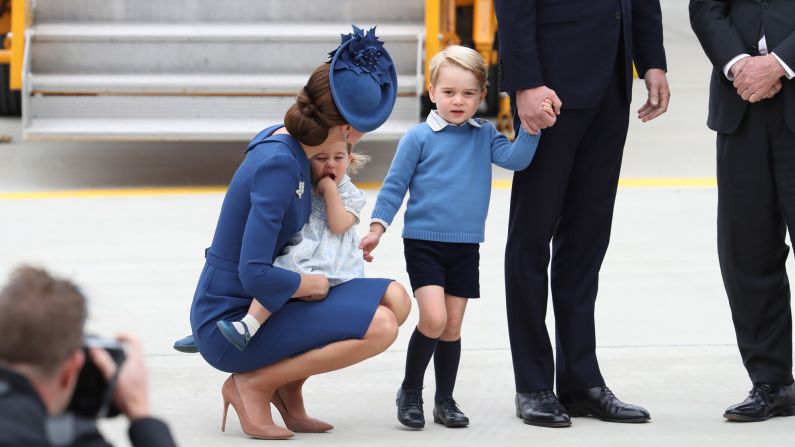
[{"x1": 328, "y1": 26, "x2": 397, "y2": 133}]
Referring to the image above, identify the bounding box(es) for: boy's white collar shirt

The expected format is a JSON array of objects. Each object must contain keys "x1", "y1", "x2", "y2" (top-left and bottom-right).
[{"x1": 426, "y1": 110, "x2": 482, "y2": 131}]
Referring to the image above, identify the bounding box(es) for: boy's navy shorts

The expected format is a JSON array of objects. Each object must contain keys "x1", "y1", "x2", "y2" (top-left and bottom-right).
[{"x1": 402, "y1": 238, "x2": 480, "y2": 298}]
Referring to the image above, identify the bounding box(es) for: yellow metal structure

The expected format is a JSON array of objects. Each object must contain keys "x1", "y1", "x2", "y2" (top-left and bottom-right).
[
  {"x1": 424, "y1": 0, "x2": 460, "y2": 90},
  {"x1": 424, "y1": 0, "x2": 498, "y2": 90},
  {"x1": 497, "y1": 95, "x2": 514, "y2": 139},
  {"x1": 471, "y1": 0, "x2": 498, "y2": 67},
  {"x1": 0, "y1": 0, "x2": 28, "y2": 90}
]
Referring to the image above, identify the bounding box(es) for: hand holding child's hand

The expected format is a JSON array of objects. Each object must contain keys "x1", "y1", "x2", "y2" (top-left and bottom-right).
[{"x1": 316, "y1": 176, "x2": 336, "y2": 196}]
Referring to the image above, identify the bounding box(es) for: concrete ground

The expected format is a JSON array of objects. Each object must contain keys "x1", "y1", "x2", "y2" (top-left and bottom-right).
[{"x1": 0, "y1": 2, "x2": 793, "y2": 445}]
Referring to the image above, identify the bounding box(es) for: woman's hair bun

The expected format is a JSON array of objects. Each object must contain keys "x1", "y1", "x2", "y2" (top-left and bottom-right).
[{"x1": 284, "y1": 64, "x2": 347, "y2": 146}]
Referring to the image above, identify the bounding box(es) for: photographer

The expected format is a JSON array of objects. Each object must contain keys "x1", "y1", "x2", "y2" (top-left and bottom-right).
[{"x1": 0, "y1": 265, "x2": 176, "y2": 447}]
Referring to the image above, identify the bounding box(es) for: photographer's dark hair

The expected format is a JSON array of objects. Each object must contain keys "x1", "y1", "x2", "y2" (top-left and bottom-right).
[
  {"x1": 284, "y1": 64, "x2": 348, "y2": 146},
  {"x1": 0, "y1": 265, "x2": 86, "y2": 376}
]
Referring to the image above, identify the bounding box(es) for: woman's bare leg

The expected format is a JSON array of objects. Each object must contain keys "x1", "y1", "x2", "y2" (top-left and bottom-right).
[
  {"x1": 276, "y1": 378, "x2": 310, "y2": 418},
  {"x1": 380, "y1": 281, "x2": 412, "y2": 326},
  {"x1": 273, "y1": 284, "x2": 409, "y2": 430},
  {"x1": 274, "y1": 378, "x2": 334, "y2": 432},
  {"x1": 233, "y1": 305, "x2": 399, "y2": 428}
]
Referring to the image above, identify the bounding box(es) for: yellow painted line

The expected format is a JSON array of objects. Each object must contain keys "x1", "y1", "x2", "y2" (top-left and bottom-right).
[
  {"x1": 0, "y1": 178, "x2": 718, "y2": 201},
  {"x1": 356, "y1": 182, "x2": 383, "y2": 190},
  {"x1": 0, "y1": 186, "x2": 227, "y2": 201},
  {"x1": 495, "y1": 177, "x2": 717, "y2": 190}
]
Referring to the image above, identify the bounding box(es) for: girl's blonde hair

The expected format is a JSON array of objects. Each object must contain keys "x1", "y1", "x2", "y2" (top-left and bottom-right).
[
  {"x1": 428, "y1": 45, "x2": 488, "y2": 91},
  {"x1": 347, "y1": 144, "x2": 371, "y2": 175}
]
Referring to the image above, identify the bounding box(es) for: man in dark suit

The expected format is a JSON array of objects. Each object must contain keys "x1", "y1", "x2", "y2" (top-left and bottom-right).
[
  {"x1": 494, "y1": 0, "x2": 669, "y2": 427},
  {"x1": 690, "y1": 0, "x2": 795, "y2": 422}
]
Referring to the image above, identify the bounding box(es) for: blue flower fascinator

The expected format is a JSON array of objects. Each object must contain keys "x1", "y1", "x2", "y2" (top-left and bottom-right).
[{"x1": 328, "y1": 25, "x2": 398, "y2": 133}]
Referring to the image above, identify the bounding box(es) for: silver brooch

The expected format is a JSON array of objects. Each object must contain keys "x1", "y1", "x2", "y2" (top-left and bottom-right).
[{"x1": 296, "y1": 181, "x2": 305, "y2": 199}]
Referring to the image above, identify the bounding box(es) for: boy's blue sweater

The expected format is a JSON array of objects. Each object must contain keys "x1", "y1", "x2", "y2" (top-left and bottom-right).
[{"x1": 371, "y1": 117, "x2": 540, "y2": 243}]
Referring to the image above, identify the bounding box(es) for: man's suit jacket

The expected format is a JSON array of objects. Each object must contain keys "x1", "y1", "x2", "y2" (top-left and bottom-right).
[
  {"x1": 690, "y1": 0, "x2": 795, "y2": 134},
  {"x1": 495, "y1": 0, "x2": 667, "y2": 109}
]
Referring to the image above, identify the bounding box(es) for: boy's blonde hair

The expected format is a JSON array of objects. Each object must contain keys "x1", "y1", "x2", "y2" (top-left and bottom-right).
[
  {"x1": 428, "y1": 45, "x2": 488, "y2": 91},
  {"x1": 347, "y1": 144, "x2": 371, "y2": 175}
]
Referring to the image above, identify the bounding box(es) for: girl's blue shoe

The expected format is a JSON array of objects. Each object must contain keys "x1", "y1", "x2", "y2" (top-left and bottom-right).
[
  {"x1": 217, "y1": 320, "x2": 251, "y2": 351},
  {"x1": 173, "y1": 334, "x2": 198, "y2": 353}
]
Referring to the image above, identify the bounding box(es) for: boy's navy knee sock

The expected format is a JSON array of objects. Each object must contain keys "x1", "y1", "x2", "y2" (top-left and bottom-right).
[
  {"x1": 434, "y1": 338, "x2": 461, "y2": 401},
  {"x1": 401, "y1": 327, "x2": 439, "y2": 390}
]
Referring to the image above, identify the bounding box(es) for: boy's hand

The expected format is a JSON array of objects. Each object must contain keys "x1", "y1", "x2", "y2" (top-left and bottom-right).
[
  {"x1": 359, "y1": 223, "x2": 385, "y2": 262},
  {"x1": 359, "y1": 231, "x2": 381, "y2": 262},
  {"x1": 541, "y1": 98, "x2": 555, "y2": 119},
  {"x1": 316, "y1": 176, "x2": 336, "y2": 196}
]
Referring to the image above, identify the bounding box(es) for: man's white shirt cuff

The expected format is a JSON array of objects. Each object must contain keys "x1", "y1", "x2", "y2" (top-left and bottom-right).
[
  {"x1": 724, "y1": 54, "x2": 750, "y2": 81},
  {"x1": 771, "y1": 53, "x2": 795, "y2": 80}
]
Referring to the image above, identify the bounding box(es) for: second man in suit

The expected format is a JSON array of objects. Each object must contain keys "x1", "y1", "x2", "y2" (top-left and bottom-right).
[{"x1": 690, "y1": 0, "x2": 795, "y2": 422}]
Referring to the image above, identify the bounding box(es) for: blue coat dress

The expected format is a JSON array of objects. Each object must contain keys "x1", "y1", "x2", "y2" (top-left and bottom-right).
[{"x1": 190, "y1": 125, "x2": 391, "y2": 373}]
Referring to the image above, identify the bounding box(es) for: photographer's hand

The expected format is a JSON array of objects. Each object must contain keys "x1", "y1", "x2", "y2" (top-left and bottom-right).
[{"x1": 90, "y1": 334, "x2": 151, "y2": 420}]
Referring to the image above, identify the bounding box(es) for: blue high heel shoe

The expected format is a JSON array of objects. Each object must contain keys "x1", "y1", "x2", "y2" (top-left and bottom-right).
[
  {"x1": 217, "y1": 320, "x2": 251, "y2": 351},
  {"x1": 173, "y1": 334, "x2": 198, "y2": 353}
]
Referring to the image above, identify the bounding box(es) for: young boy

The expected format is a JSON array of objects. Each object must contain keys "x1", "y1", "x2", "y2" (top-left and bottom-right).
[{"x1": 359, "y1": 45, "x2": 553, "y2": 429}]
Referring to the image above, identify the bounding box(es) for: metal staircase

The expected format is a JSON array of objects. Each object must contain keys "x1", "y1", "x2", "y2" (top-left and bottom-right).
[{"x1": 23, "y1": 0, "x2": 424, "y2": 141}]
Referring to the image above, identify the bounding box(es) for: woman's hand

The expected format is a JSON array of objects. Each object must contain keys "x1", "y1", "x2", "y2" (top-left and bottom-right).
[{"x1": 294, "y1": 273, "x2": 329, "y2": 301}]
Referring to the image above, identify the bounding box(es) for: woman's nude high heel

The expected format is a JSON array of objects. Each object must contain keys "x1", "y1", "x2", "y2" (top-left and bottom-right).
[
  {"x1": 271, "y1": 390, "x2": 334, "y2": 433},
  {"x1": 221, "y1": 375, "x2": 294, "y2": 440}
]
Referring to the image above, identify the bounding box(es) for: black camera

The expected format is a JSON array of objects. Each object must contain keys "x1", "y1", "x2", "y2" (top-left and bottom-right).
[{"x1": 66, "y1": 335, "x2": 127, "y2": 418}]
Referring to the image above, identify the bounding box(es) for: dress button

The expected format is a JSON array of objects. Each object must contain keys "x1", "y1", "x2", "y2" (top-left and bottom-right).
[
  {"x1": 761, "y1": 2, "x2": 768, "y2": 8},
  {"x1": 615, "y1": 11, "x2": 621, "y2": 20}
]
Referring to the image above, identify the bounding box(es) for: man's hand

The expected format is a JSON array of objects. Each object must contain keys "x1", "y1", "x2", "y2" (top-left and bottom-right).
[
  {"x1": 90, "y1": 334, "x2": 150, "y2": 421},
  {"x1": 729, "y1": 56, "x2": 751, "y2": 79},
  {"x1": 359, "y1": 223, "x2": 385, "y2": 263},
  {"x1": 637, "y1": 68, "x2": 670, "y2": 122},
  {"x1": 733, "y1": 54, "x2": 786, "y2": 102},
  {"x1": 515, "y1": 86, "x2": 562, "y2": 134},
  {"x1": 764, "y1": 79, "x2": 783, "y2": 100}
]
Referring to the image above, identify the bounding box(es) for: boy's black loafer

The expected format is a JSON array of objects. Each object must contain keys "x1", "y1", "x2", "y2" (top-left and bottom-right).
[
  {"x1": 396, "y1": 387, "x2": 425, "y2": 429},
  {"x1": 433, "y1": 397, "x2": 469, "y2": 428}
]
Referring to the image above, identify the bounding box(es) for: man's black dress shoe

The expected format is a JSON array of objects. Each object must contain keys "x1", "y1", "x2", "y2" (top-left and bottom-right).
[
  {"x1": 433, "y1": 397, "x2": 469, "y2": 428},
  {"x1": 396, "y1": 388, "x2": 425, "y2": 429},
  {"x1": 515, "y1": 391, "x2": 571, "y2": 427},
  {"x1": 558, "y1": 386, "x2": 650, "y2": 423},
  {"x1": 724, "y1": 382, "x2": 795, "y2": 422}
]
